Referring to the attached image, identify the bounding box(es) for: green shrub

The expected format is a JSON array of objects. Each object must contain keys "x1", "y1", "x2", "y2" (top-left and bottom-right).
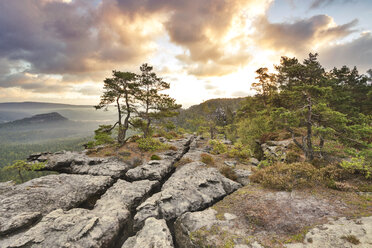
[
  {"x1": 150, "y1": 154, "x2": 162, "y2": 160},
  {"x1": 137, "y1": 138, "x2": 168, "y2": 151},
  {"x1": 209, "y1": 140, "x2": 227, "y2": 154},
  {"x1": 251, "y1": 162, "x2": 321, "y2": 191},
  {"x1": 227, "y1": 143, "x2": 252, "y2": 161},
  {"x1": 201, "y1": 153, "x2": 214, "y2": 165},
  {"x1": 340, "y1": 155, "x2": 371, "y2": 179},
  {"x1": 219, "y1": 166, "x2": 238, "y2": 181}
]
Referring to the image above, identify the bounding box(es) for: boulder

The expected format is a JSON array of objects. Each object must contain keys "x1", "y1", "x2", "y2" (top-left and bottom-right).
[
  {"x1": 122, "y1": 217, "x2": 174, "y2": 248},
  {"x1": 234, "y1": 169, "x2": 252, "y2": 186},
  {"x1": 30, "y1": 151, "x2": 131, "y2": 178},
  {"x1": 133, "y1": 162, "x2": 241, "y2": 229},
  {"x1": 0, "y1": 174, "x2": 113, "y2": 236}
]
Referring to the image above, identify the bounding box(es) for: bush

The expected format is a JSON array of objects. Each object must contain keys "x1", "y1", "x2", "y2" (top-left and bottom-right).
[
  {"x1": 94, "y1": 125, "x2": 115, "y2": 145},
  {"x1": 340, "y1": 155, "x2": 371, "y2": 179},
  {"x1": 201, "y1": 153, "x2": 214, "y2": 165},
  {"x1": 150, "y1": 154, "x2": 162, "y2": 160},
  {"x1": 251, "y1": 162, "x2": 321, "y2": 191},
  {"x1": 227, "y1": 143, "x2": 252, "y2": 161},
  {"x1": 219, "y1": 166, "x2": 238, "y2": 181},
  {"x1": 137, "y1": 138, "x2": 168, "y2": 151},
  {"x1": 209, "y1": 140, "x2": 227, "y2": 154}
]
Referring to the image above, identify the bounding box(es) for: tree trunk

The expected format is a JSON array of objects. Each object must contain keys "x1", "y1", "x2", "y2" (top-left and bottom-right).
[
  {"x1": 121, "y1": 90, "x2": 131, "y2": 144},
  {"x1": 305, "y1": 95, "x2": 314, "y2": 161},
  {"x1": 116, "y1": 96, "x2": 125, "y2": 144},
  {"x1": 18, "y1": 169, "x2": 24, "y2": 183}
]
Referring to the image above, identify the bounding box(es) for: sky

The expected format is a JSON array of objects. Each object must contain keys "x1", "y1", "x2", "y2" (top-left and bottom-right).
[{"x1": 0, "y1": 0, "x2": 371, "y2": 108}]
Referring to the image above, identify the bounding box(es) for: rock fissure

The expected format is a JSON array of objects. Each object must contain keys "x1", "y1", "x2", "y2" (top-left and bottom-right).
[{"x1": 0, "y1": 135, "x2": 251, "y2": 248}]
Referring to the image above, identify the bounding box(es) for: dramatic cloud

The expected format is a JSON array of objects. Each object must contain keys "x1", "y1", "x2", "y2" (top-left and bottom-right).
[
  {"x1": 254, "y1": 15, "x2": 358, "y2": 54},
  {"x1": 319, "y1": 32, "x2": 372, "y2": 72},
  {"x1": 0, "y1": 0, "x2": 161, "y2": 76},
  {"x1": 0, "y1": 0, "x2": 371, "y2": 105},
  {"x1": 309, "y1": 0, "x2": 354, "y2": 9}
]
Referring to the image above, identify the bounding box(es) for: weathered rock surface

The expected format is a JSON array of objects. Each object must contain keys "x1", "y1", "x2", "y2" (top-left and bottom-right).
[
  {"x1": 173, "y1": 184, "x2": 354, "y2": 248},
  {"x1": 94, "y1": 179, "x2": 159, "y2": 212},
  {"x1": 175, "y1": 208, "x2": 246, "y2": 248},
  {"x1": 133, "y1": 162, "x2": 241, "y2": 229},
  {"x1": 286, "y1": 216, "x2": 372, "y2": 248},
  {"x1": 0, "y1": 181, "x2": 14, "y2": 194},
  {"x1": 126, "y1": 136, "x2": 193, "y2": 181},
  {"x1": 234, "y1": 169, "x2": 252, "y2": 186},
  {"x1": 30, "y1": 151, "x2": 132, "y2": 178},
  {"x1": 0, "y1": 179, "x2": 159, "y2": 248},
  {"x1": 0, "y1": 174, "x2": 113, "y2": 236},
  {"x1": 122, "y1": 217, "x2": 174, "y2": 248},
  {"x1": 182, "y1": 136, "x2": 204, "y2": 161},
  {"x1": 261, "y1": 139, "x2": 293, "y2": 161},
  {"x1": 126, "y1": 159, "x2": 175, "y2": 181}
]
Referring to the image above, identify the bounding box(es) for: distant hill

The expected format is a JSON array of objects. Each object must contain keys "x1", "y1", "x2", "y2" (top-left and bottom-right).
[
  {"x1": 0, "y1": 101, "x2": 116, "y2": 123},
  {"x1": 174, "y1": 97, "x2": 246, "y2": 130},
  {"x1": 2, "y1": 112, "x2": 68, "y2": 126},
  {"x1": 0, "y1": 101, "x2": 91, "y2": 109}
]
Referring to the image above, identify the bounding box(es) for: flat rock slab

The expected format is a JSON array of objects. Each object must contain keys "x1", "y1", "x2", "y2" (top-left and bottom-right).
[
  {"x1": 1, "y1": 208, "x2": 127, "y2": 248},
  {"x1": 175, "y1": 208, "x2": 238, "y2": 248},
  {"x1": 0, "y1": 174, "x2": 113, "y2": 236},
  {"x1": 126, "y1": 136, "x2": 194, "y2": 181},
  {"x1": 122, "y1": 217, "x2": 174, "y2": 248},
  {"x1": 133, "y1": 162, "x2": 241, "y2": 229},
  {"x1": 286, "y1": 216, "x2": 372, "y2": 248},
  {"x1": 126, "y1": 159, "x2": 174, "y2": 181},
  {"x1": 31, "y1": 151, "x2": 131, "y2": 178},
  {"x1": 1, "y1": 179, "x2": 159, "y2": 248},
  {"x1": 94, "y1": 179, "x2": 160, "y2": 212}
]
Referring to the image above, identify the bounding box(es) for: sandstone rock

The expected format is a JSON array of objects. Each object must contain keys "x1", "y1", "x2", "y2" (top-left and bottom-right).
[
  {"x1": 1, "y1": 208, "x2": 127, "y2": 248},
  {"x1": 126, "y1": 158, "x2": 174, "y2": 181},
  {"x1": 175, "y1": 208, "x2": 254, "y2": 248},
  {"x1": 122, "y1": 217, "x2": 174, "y2": 248},
  {"x1": 182, "y1": 136, "x2": 204, "y2": 161},
  {"x1": 224, "y1": 161, "x2": 237, "y2": 167},
  {"x1": 0, "y1": 179, "x2": 159, "y2": 247},
  {"x1": 261, "y1": 139, "x2": 293, "y2": 161},
  {"x1": 133, "y1": 162, "x2": 241, "y2": 229},
  {"x1": 234, "y1": 169, "x2": 252, "y2": 186},
  {"x1": 0, "y1": 174, "x2": 113, "y2": 236},
  {"x1": 30, "y1": 151, "x2": 131, "y2": 178},
  {"x1": 174, "y1": 184, "x2": 346, "y2": 248},
  {"x1": 250, "y1": 157, "x2": 260, "y2": 166},
  {"x1": 94, "y1": 179, "x2": 159, "y2": 212},
  {"x1": 126, "y1": 136, "x2": 193, "y2": 181},
  {"x1": 0, "y1": 181, "x2": 14, "y2": 194},
  {"x1": 286, "y1": 216, "x2": 372, "y2": 248}
]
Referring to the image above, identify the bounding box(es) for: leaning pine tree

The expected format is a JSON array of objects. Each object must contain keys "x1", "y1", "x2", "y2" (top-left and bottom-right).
[
  {"x1": 95, "y1": 71, "x2": 138, "y2": 144},
  {"x1": 134, "y1": 63, "x2": 181, "y2": 137}
]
